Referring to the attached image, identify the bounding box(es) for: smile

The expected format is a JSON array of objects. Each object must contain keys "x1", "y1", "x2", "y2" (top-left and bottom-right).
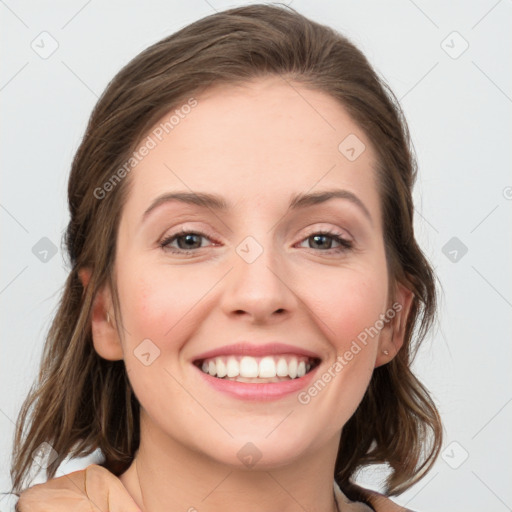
[{"x1": 195, "y1": 354, "x2": 321, "y2": 382}]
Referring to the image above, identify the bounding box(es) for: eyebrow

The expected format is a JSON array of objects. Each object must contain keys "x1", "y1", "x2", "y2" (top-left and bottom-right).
[{"x1": 142, "y1": 189, "x2": 372, "y2": 224}]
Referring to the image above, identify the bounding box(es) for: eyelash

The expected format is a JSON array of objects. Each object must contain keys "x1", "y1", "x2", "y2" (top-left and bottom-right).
[{"x1": 159, "y1": 228, "x2": 353, "y2": 255}]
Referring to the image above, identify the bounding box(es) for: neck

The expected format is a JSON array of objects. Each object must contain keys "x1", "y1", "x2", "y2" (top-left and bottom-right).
[{"x1": 119, "y1": 413, "x2": 341, "y2": 512}]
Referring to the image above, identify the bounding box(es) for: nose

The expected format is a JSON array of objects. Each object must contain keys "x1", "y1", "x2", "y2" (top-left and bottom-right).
[{"x1": 221, "y1": 240, "x2": 298, "y2": 325}]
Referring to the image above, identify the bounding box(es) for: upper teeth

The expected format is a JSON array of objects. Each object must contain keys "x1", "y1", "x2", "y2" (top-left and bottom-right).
[{"x1": 199, "y1": 355, "x2": 313, "y2": 379}]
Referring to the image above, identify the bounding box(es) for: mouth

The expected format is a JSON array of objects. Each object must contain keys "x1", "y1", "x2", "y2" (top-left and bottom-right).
[{"x1": 193, "y1": 354, "x2": 321, "y2": 383}]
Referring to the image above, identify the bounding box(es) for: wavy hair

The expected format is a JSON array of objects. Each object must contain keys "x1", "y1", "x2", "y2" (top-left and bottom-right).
[{"x1": 11, "y1": 3, "x2": 442, "y2": 500}]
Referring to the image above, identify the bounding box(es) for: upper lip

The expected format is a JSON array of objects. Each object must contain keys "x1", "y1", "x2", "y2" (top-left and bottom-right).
[{"x1": 192, "y1": 342, "x2": 322, "y2": 362}]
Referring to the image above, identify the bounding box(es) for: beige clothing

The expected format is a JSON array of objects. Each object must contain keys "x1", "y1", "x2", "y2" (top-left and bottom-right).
[{"x1": 334, "y1": 481, "x2": 414, "y2": 512}]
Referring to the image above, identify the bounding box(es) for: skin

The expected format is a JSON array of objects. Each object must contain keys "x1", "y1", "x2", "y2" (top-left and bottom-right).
[{"x1": 81, "y1": 76, "x2": 413, "y2": 512}]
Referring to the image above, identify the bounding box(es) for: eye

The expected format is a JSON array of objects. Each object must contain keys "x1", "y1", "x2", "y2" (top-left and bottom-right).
[
  {"x1": 159, "y1": 229, "x2": 215, "y2": 254},
  {"x1": 297, "y1": 230, "x2": 353, "y2": 253},
  {"x1": 159, "y1": 228, "x2": 353, "y2": 255}
]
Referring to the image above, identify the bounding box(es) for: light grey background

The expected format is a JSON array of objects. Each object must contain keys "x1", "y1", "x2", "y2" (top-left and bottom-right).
[{"x1": 1, "y1": 1, "x2": 511, "y2": 511}]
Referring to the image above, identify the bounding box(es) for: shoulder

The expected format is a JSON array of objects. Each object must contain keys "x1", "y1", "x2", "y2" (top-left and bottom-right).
[
  {"x1": 351, "y1": 484, "x2": 416, "y2": 512},
  {"x1": 335, "y1": 481, "x2": 416, "y2": 512}
]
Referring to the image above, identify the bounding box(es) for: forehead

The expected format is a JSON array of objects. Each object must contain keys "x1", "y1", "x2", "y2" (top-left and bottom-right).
[{"x1": 123, "y1": 76, "x2": 380, "y2": 220}]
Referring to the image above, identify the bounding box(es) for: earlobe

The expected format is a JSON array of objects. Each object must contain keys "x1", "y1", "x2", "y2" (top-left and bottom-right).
[
  {"x1": 374, "y1": 282, "x2": 414, "y2": 368},
  {"x1": 91, "y1": 287, "x2": 124, "y2": 361},
  {"x1": 78, "y1": 267, "x2": 91, "y2": 291},
  {"x1": 79, "y1": 268, "x2": 124, "y2": 361}
]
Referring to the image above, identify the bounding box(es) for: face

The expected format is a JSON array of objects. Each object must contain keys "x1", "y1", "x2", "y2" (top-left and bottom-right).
[{"x1": 93, "y1": 76, "x2": 405, "y2": 469}]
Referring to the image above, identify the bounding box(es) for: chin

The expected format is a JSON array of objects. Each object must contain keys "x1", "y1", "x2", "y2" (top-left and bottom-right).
[{"x1": 198, "y1": 430, "x2": 316, "y2": 471}]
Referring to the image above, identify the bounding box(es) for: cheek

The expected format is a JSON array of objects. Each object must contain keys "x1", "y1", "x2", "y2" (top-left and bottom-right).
[
  {"x1": 294, "y1": 271, "x2": 388, "y2": 433},
  {"x1": 309, "y1": 267, "x2": 388, "y2": 349},
  {"x1": 116, "y1": 266, "x2": 203, "y2": 415},
  {"x1": 116, "y1": 262, "x2": 212, "y2": 342}
]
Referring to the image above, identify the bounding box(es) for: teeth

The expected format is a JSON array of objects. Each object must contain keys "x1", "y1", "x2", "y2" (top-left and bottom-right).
[
  {"x1": 240, "y1": 356, "x2": 259, "y2": 378},
  {"x1": 216, "y1": 358, "x2": 227, "y2": 378},
  {"x1": 288, "y1": 358, "x2": 298, "y2": 379},
  {"x1": 259, "y1": 356, "x2": 276, "y2": 378},
  {"x1": 226, "y1": 357, "x2": 239, "y2": 378},
  {"x1": 198, "y1": 355, "x2": 316, "y2": 380},
  {"x1": 276, "y1": 358, "x2": 288, "y2": 377}
]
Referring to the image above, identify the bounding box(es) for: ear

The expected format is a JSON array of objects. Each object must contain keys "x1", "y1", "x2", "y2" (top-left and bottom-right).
[
  {"x1": 79, "y1": 267, "x2": 124, "y2": 361},
  {"x1": 374, "y1": 281, "x2": 414, "y2": 368}
]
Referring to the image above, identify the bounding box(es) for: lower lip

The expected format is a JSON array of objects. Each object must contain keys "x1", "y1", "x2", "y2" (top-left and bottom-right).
[{"x1": 194, "y1": 364, "x2": 320, "y2": 401}]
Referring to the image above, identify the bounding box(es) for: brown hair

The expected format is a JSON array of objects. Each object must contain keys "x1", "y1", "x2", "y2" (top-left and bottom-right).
[{"x1": 10, "y1": 3, "x2": 442, "y2": 499}]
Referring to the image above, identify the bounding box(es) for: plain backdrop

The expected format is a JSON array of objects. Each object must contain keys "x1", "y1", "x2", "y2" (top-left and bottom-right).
[{"x1": 1, "y1": 1, "x2": 511, "y2": 511}]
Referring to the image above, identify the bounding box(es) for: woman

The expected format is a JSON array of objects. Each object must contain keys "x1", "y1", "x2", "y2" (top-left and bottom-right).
[{"x1": 12, "y1": 4, "x2": 441, "y2": 511}]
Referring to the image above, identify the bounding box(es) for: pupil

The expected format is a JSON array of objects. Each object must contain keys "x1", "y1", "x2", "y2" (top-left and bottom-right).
[
  {"x1": 179, "y1": 234, "x2": 200, "y2": 249},
  {"x1": 312, "y1": 234, "x2": 330, "y2": 249}
]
